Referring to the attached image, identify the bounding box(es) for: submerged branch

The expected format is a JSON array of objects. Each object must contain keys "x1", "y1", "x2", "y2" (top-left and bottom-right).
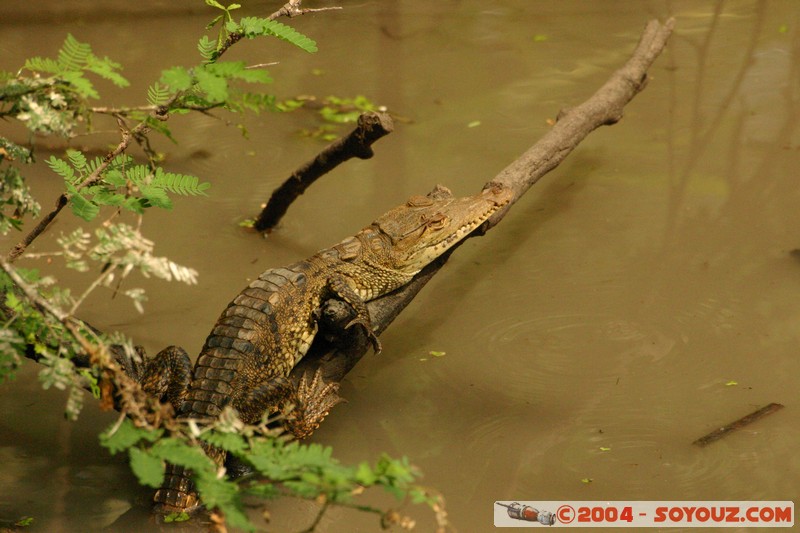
[
  {"x1": 254, "y1": 111, "x2": 394, "y2": 232},
  {"x1": 291, "y1": 17, "x2": 676, "y2": 385}
]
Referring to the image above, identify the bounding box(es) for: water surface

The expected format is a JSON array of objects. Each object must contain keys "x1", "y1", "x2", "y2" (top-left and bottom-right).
[{"x1": 1, "y1": 1, "x2": 798, "y2": 531}]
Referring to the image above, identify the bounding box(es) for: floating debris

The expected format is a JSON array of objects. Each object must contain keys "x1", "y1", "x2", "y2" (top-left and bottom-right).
[{"x1": 692, "y1": 403, "x2": 784, "y2": 447}]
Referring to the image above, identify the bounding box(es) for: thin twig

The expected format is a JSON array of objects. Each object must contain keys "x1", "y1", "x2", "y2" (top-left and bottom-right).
[{"x1": 269, "y1": 1, "x2": 342, "y2": 20}]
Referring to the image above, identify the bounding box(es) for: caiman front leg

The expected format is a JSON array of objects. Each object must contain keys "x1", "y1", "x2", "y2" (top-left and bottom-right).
[{"x1": 327, "y1": 274, "x2": 382, "y2": 354}]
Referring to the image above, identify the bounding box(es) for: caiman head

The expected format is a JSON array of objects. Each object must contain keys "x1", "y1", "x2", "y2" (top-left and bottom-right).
[{"x1": 370, "y1": 183, "x2": 513, "y2": 274}]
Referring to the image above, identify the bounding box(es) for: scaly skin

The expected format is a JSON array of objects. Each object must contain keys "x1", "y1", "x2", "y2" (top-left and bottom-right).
[{"x1": 136, "y1": 183, "x2": 513, "y2": 514}]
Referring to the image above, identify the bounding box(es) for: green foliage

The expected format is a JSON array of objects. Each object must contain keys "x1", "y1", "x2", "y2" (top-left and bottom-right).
[
  {"x1": 0, "y1": 327, "x2": 24, "y2": 382},
  {"x1": 129, "y1": 447, "x2": 166, "y2": 488},
  {"x1": 147, "y1": 82, "x2": 170, "y2": 107},
  {"x1": 0, "y1": 138, "x2": 41, "y2": 234},
  {"x1": 97, "y1": 411, "x2": 433, "y2": 532},
  {"x1": 5, "y1": 34, "x2": 129, "y2": 136},
  {"x1": 278, "y1": 95, "x2": 385, "y2": 142},
  {"x1": 236, "y1": 17, "x2": 318, "y2": 54},
  {"x1": 46, "y1": 150, "x2": 209, "y2": 221},
  {"x1": 319, "y1": 95, "x2": 379, "y2": 124},
  {"x1": 0, "y1": 7, "x2": 442, "y2": 531},
  {"x1": 100, "y1": 418, "x2": 163, "y2": 454}
]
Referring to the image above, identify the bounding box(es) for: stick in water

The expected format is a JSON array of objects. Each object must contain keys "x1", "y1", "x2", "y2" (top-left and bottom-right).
[{"x1": 692, "y1": 403, "x2": 785, "y2": 447}]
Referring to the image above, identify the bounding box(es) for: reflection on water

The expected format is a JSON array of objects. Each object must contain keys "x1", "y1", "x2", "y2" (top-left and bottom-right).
[{"x1": 1, "y1": 0, "x2": 799, "y2": 531}]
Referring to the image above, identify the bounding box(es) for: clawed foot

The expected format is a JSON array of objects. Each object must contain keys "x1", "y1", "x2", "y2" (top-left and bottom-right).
[
  {"x1": 344, "y1": 318, "x2": 383, "y2": 354},
  {"x1": 283, "y1": 369, "x2": 344, "y2": 439}
]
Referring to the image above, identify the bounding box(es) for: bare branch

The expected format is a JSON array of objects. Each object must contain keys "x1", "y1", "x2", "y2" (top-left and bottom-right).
[
  {"x1": 268, "y1": 0, "x2": 342, "y2": 20},
  {"x1": 254, "y1": 111, "x2": 394, "y2": 232}
]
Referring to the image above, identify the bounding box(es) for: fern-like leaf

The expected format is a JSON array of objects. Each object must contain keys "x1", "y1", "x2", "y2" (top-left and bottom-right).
[
  {"x1": 152, "y1": 169, "x2": 210, "y2": 196},
  {"x1": 69, "y1": 192, "x2": 100, "y2": 222},
  {"x1": 85, "y1": 56, "x2": 129, "y2": 88},
  {"x1": 23, "y1": 57, "x2": 61, "y2": 74},
  {"x1": 195, "y1": 69, "x2": 228, "y2": 103},
  {"x1": 159, "y1": 66, "x2": 193, "y2": 92},
  {"x1": 239, "y1": 18, "x2": 317, "y2": 53},
  {"x1": 197, "y1": 36, "x2": 217, "y2": 61},
  {"x1": 60, "y1": 71, "x2": 99, "y2": 99},
  {"x1": 66, "y1": 149, "x2": 87, "y2": 172},
  {"x1": 57, "y1": 34, "x2": 92, "y2": 72},
  {"x1": 147, "y1": 82, "x2": 170, "y2": 107},
  {"x1": 46, "y1": 156, "x2": 76, "y2": 183}
]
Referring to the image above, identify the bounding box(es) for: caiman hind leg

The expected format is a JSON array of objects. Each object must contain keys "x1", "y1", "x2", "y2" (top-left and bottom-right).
[
  {"x1": 137, "y1": 345, "x2": 193, "y2": 413},
  {"x1": 113, "y1": 344, "x2": 192, "y2": 413},
  {"x1": 240, "y1": 370, "x2": 343, "y2": 439},
  {"x1": 283, "y1": 368, "x2": 344, "y2": 439}
]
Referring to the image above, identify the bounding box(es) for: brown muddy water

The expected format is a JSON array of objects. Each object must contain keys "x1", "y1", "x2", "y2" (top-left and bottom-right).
[{"x1": 1, "y1": 1, "x2": 799, "y2": 532}]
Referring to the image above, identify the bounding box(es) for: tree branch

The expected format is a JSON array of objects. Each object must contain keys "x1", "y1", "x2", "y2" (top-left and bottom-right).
[
  {"x1": 254, "y1": 111, "x2": 394, "y2": 232},
  {"x1": 290, "y1": 17, "x2": 676, "y2": 385}
]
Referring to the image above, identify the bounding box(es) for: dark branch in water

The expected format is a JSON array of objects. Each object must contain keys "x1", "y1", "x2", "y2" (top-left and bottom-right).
[
  {"x1": 253, "y1": 111, "x2": 394, "y2": 232},
  {"x1": 692, "y1": 403, "x2": 785, "y2": 447},
  {"x1": 291, "y1": 18, "x2": 676, "y2": 385}
]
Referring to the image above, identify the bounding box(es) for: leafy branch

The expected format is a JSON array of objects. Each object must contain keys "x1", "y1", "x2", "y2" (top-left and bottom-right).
[{"x1": 0, "y1": 1, "x2": 448, "y2": 530}]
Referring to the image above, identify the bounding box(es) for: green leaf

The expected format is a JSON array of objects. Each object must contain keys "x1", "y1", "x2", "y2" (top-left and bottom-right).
[
  {"x1": 354, "y1": 461, "x2": 377, "y2": 485},
  {"x1": 122, "y1": 197, "x2": 147, "y2": 214},
  {"x1": 206, "y1": 14, "x2": 224, "y2": 30},
  {"x1": 69, "y1": 192, "x2": 99, "y2": 221},
  {"x1": 14, "y1": 516, "x2": 34, "y2": 527},
  {"x1": 195, "y1": 68, "x2": 228, "y2": 102},
  {"x1": 205, "y1": 0, "x2": 226, "y2": 9},
  {"x1": 129, "y1": 447, "x2": 165, "y2": 488},
  {"x1": 46, "y1": 156, "x2": 75, "y2": 182},
  {"x1": 159, "y1": 66, "x2": 193, "y2": 91},
  {"x1": 150, "y1": 438, "x2": 213, "y2": 472},
  {"x1": 234, "y1": 69, "x2": 271, "y2": 84},
  {"x1": 57, "y1": 34, "x2": 92, "y2": 71},
  {"x1": 202, "y1": 431, "x2": 246, "y2": 454},
  {"x1": 60, "y1": 70, "x2": 99, "y2": 99},
  {"x1": 147, "y1": 82, "x2": 170, "y2": 106},
  {"x1": 85, "y1": 56, "x2": 129, "y2": 88},
  {"x1": 24, "y1": 56, "x2": 60, "y2": 74},
  {"x1": 195, "y1": 475, "x2": 255, "y2": 531},
  {"x1": 152, "y1": 169, "x2": 210, "y2": 196},
  {"x1": 197, "y1": 36, "x2": 217, "y2": 61},
  {"x1": 66, "y1": 149, "x2": 87, "y2": 172},
  {"x1": 163, "y1": 512, "x2": 191, "y2": 523},
  {"x1": 100, "y1": 419, "x2": 163, "y2": 454},
  {"x1": 239, "y1": 17, "x2": 318, "y2": 53},
  {"x1": 139, "y1": 185, "x2": 172, "y2": 209}
]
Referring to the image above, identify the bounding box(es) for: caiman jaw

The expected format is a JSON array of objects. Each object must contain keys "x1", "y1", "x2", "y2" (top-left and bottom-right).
[{"x1": 376, "y1": 183, "x2": 513, "y2": 274}]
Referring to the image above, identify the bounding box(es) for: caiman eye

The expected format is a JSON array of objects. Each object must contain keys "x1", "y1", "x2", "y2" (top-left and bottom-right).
[
  {"x1": 407, "y1": 195, "x2": 434, "y2": 207},
  {"x1": 423, "y1": 213, "x2": 448, "y2": 230}
]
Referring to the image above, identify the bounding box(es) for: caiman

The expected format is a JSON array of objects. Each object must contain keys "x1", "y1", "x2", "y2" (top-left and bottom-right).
[{"x1": 131, "y1": 182, "x2": 513, "y2": 514}]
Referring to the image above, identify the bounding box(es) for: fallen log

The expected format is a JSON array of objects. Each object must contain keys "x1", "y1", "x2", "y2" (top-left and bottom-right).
[{"x1": 291, "y1": 18, "x2": 676, "y2": 386}]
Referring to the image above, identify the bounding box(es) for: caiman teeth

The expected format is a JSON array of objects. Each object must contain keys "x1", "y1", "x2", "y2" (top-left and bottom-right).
[{"x1": 429, "y1": 196, "x2": 506, "y2": 255}]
